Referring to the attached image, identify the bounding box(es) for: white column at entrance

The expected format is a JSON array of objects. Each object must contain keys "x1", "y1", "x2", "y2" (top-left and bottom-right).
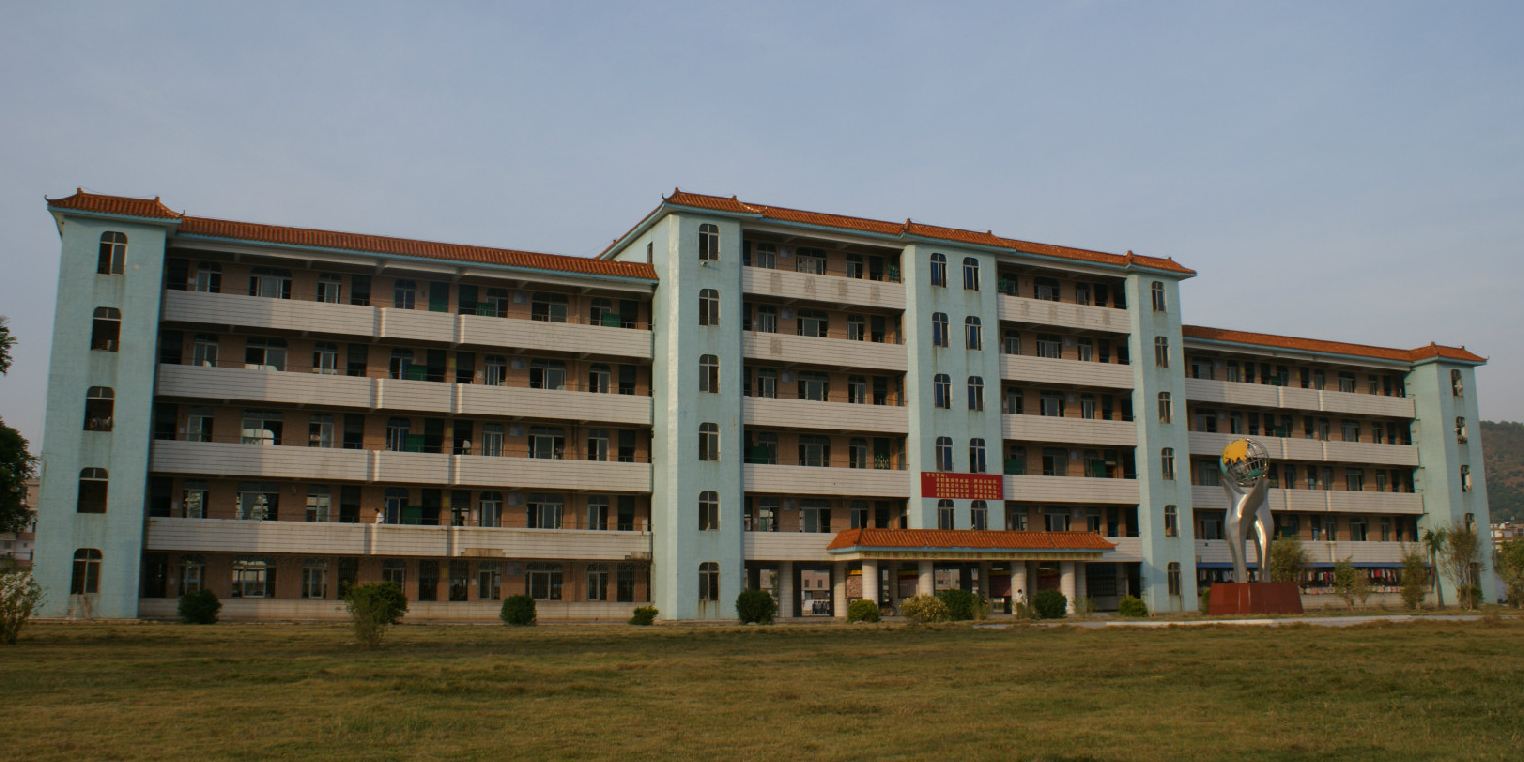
[
  {"x1": 861, "y1": 560, "x2": 879, "y2": 602},
  {"x1": 1116, "y1": 563, "x2": 1128, "y2": 598},
  {"x1": 778, "y1": 562, "x2": 794, "y2": 618},
  {"x1": 1012, "y1": 562, "x2": 1029, "y2": 611},
  {"x1": 832, "y1": 562, "x2": 848, "y2": 619},
  {"x1": 1074, "y1": 562, "x2": 1087, "y2": 610},
  {"x1": 1060, "y1": 561, "x2": 1077, "y2": 614},
  {"x1": 917, "y1": 560, "x2": 934, "y2": 596}
]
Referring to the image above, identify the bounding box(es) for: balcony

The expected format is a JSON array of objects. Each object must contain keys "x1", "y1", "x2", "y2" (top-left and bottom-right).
[
  {"x1": 1101, "y1": 536, "x2": 1142, "y2": 562},
  {"x1": 742, "y1": 332, "x2": 906, "y2": 372},
  {"x1": 143, "y1": 517, "x2": 649, "y2": 560},
  {"x1": 744, "y1": 531, "x2": 836, "y2": 562},
  {"x1": 743, "y1": 464, "x2": 911, "y2": 497},
  {"x1": 1195, "y1": 538, "x2": 1409, "y2": 565},
  {"x1": 1182, "y1": 378, "x2": 1416, "y2": 418},
  {"x1": 158, "y1": 364, "x2": 373, "y2": 409},
  {"x1": 744, "y1": 397, "x2": 908, "y2": 434},
  {"x1": 1187, "y1": 431, "x2": 1418, "y2": 467},
  {"x1": 1000, "y1": 354, "x2": 1134, "y2": 389},
  {"x1": 163, "y1": 290, "x2": 376, "y2": 336},
  {"x1": 996, "y1": 294, "x2": 1130, "y2": 334},
  {"x1": 1189, "y1": 485, "x2": 1424, "y2": 515},
  {"x1": 1003, "y1": 475, "x2": 1139, "y2": 504},
  {"x1": 742, "y1": 267, "x2": 906, "y2": 310},
  {"x1": 1002, "y1": 414, "x2": 1137, "y2": 447}
]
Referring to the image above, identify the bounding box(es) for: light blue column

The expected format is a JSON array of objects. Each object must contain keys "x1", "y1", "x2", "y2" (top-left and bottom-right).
[{"x1": 1409, "y1": 359, "x2": 1494, "y2": 603}]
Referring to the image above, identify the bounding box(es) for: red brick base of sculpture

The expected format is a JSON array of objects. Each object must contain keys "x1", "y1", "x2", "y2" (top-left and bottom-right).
[{"x1": 1207, "y1": 582, "x2": 1304, "y2": 615}]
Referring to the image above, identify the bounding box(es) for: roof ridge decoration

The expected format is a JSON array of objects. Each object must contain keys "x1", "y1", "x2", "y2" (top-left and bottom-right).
[
  {"x1": 1182, "y1": 324, "x2": 1485, "y2": 364},
  {"x1": 48, "y1": 190, "x2": 658, "y2": 281}
]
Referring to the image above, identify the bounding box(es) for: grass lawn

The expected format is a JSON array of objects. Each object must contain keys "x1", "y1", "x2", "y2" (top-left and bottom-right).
[{"x1": 2, "y1": 617, "x2": 1522, "y2": 761}]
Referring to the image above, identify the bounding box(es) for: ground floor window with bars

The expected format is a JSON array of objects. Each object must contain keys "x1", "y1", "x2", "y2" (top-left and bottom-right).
[
  {"x1": 231, "y1": 557, "x2": 274, "y2": 598},
  {"x1": 698, "y1": 562, "x2": 720, "y2": 601},
  {"x1": 587, "y1": 563, "x2": 608, "y2": 601},
  {"x1": 301, "y1": 558, "x2": 327, "y2": 599},
  {"x1": 528, "y1": 562, "x2": 563, "y2": 600}
]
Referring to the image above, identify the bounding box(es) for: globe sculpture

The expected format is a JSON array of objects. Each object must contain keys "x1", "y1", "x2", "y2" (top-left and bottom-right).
[{"x1": 1219, "y1": 438, "x2": 1273, "y2": 585}]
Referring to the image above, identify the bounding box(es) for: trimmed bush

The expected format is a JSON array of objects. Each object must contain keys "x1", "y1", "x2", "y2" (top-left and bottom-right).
[
  {"x1": 1118, "y1": 595, "x2": 1148, "y2": 618},
  {"x1": 1031, "y1": 589, "x2": 1068, "y2": 619},
  {"x1": 629, "y1": 605, "x2": 658, "y2": 625},
  {"x1": 899, "y1": 594, "x2": 950, "y2": 624},
  {"x1": 937, "y1": 588, "x2": 981, "y2": 621},
  {"x1": 0, "y1": 569, "x2": 44, "y2": 644},
  {"x1": 344, "y1": 581, "x2": 408, "y2": 648},
  {"x1": 177, "y1": 589, "x2": 222, "y2": 625},
  {"x1": 846, "y1": 598, "x2": 880, "y2": 623},
  {"x1": 735, "y1": 588, "x2": 777, "y2": 624},
  {"x1": 500, "y1": 594, "x2": 537, "y2": 626}
]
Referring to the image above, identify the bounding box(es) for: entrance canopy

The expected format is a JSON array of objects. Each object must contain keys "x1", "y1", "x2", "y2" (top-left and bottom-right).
[{"x1": 826, "y1": 528, "x2": 1114, "y2": 563}]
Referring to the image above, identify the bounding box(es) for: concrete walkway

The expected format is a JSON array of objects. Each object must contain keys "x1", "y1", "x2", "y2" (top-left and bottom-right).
[{"x1": 973, "y1": 613, "x2": 1499, "y2": 630}]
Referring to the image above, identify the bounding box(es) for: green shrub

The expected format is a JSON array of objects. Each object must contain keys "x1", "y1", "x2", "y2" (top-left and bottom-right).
[
  {"x1": 177, "y1": 589, "x2": 222, "y2": 625},
  {"x1": 846, "y1": 598, "x2": 880, "y2": 623},
  {"x1": 500, "y1": 595, "x2": 536, "y2": 626},
  {"x1": 1400, "y1": 545, "x2": 1429, "y2": 610},
  {"x1": 344, "y1": 581, "x2": 408, "y2": 648},
  {"x1": 628, "y1": 605, "x2": 658, "y2": 625},
  {"x1": 735, "y1": 588, "x2": 777, "y2": 624},
  {"x1": 1118, "y1": 595, "x2": 1148, "y2": 618},
  {"x1": 1199, "y1": 587, "x2": 1213, "y2": 614},
  {"x1": 899, "y1": 594, "x2": 950, "y2": 624},
  {"x1": 938, "y1": 588, "x2": 986, "y2": 621},
  {"x1": 0, "y1": 569, "x2": 44, "y2": 644},
  {"x1": 1031, "y1": 589, "x2": 1067, "y2": 619}
]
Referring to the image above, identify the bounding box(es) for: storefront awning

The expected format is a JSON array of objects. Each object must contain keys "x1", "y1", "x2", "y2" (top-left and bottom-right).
[{"x1": 826, "y1": 528, "x2": 1114, "y2": 562}]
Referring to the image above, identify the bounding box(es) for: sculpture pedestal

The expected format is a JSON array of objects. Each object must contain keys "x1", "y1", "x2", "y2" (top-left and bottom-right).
[{"x1": 1207, "y1": 582, "x2": 1303, "y2": 616}]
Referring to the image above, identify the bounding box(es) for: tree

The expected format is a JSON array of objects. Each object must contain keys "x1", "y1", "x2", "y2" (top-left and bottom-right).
[
  {"x1": 1268, "y1": 538, "x2": 1309, "y2": 585},
  {"x1": 1399, "y1": 544, "x2": 1429, "y2": 610},
  {"x1": 344, "y1": 581, "x2": 408, "y2": 647},
  {"x1": 0, "y1": 567, "x2": 43, "y2": 645},
  {"x1": 1438, "y1": 522, "x2": 1483, "y2": 610},
  {"x1": 1495, "y1": 539, "x2": 1524, "y2": 608},
  {"x1": 0, "y1": 316, "x2": 14, "y2": 375},
  {"x1": 0, "y1": 318, "x2": 37, "y2": 535},
  {"x1": 1422, "y1": 527, "x2": 1448, "y2": 609},
  {"x1": 1333, "y1": 557, "x2": 1360, "y2": 611}
]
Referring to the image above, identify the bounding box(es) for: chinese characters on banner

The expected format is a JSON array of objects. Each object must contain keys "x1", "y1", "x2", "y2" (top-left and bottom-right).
[{"x1": 920, "y1": 473, "x2": 1003, "y2": 500}]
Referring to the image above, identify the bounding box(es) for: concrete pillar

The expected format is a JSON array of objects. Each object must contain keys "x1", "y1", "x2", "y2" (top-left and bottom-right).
[
  {"x1": 1075, "y1": 562, "x2": 1087, "y2": 609},
  {"x1": 1012, "y1": 562, "x2": 1029, "y2": 611},
  {"x1": 832, "y1": 562, "x2": 848, "y2": 619},
  {"x1": 1060, "y1": 561, "x2": 1077, "y2": 614},
  {"x1": 917, "y1": 560, "x2": 934, "y2": 596},
  {"x1": 778, "y1": 561, "x2": 794, "y2": 618},
  {"x1": 887, "y1": 563, "x2": 901, "y2": 606},
  {"x1": 1116, "y1": 562, "x2": 1128, "y2": 598},
  {"x1": 861, "y1": 559, "x2": 879, "y2": 602},
  {"x1": 977, "y1": 562, "x2": 992, "y2": 597}
]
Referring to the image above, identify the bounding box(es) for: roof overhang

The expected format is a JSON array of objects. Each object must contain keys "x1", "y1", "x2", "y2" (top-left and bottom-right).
[{"x1": 826, "y1": 529, "x2": 1115, "y2": 563}]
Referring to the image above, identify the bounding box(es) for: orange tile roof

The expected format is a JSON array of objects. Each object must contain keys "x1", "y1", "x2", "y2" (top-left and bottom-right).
[
  {"x1": 647, "y1": 190, "x2": 1196, "y2": 275},
  {"x1": 1182, "y1": 325, "x2": 1485, "y2": 364},
  {"x1": 827, "y1": 528, "x2": 1116, "y2": 552},
  {"x1": 47, "y1": 190, "x2": 658, "y2": 281}
]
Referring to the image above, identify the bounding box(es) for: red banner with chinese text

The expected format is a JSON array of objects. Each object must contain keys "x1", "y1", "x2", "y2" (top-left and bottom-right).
[{"x1": 920, "y1": 473, "x2": 1003, "y2": 500}]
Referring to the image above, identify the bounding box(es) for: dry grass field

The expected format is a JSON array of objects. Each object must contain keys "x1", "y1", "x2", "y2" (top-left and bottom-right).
[{"x1": 2, "y1": 617, "x2": 1522, "y2": 761}]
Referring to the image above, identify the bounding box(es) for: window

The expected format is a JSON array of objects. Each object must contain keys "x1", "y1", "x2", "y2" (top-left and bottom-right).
[
  {"x1": 752, "y1": 242, "x2": 777, "y2": 269},
  {"x1": 1342, "y1": 419, "x2": 1360, "y2": 442},
  {"x1": 1451, "y1": 369, "x2": 1463, "y2": 396},
  {"x1": 1151, "y1": 281, "x2": 1166, "y2": 312},
  {"x1": 847, "y1": 314, "x2": 865, "y2": 341},
  {"x1": 697, "y1": 562, "x2": 720, "y2": 601},
  {"x1": 930, "y1": 253, "x2": 947, "y2": 287},
  {"x1": 244, "y1": 338, "x2": 287, "y2": 371},
  {"x1": 1158, "y1": 392, "x2": 1173, "y2": 423},
  {"x1": 531, "y1": 292, "x2": 569, "y2": 323},
  {"x1": 962, "y1": 257, "x2": 980, "y2": 290},
  {"x1": 528, "y1": 563, "x2": 564, "y2": 600},
  {"x1": 797, "y1": 309, "x2": 828, "y2": 337},
  {"x1": 699, "y1": 422, "x2": 719, "y2": 461},
  {"x1": 299, "y1": 558, "x2": 327, "y2": 599},
  {"x1": 968, "y1": 376, "x2": 984, "y2": 411},
  {"x1": 483, "y1": 355, "x2": 507, "y2": 386},
  {"x1": 692, "y1": 353, "x2": 720, "y2": 394},
  {"x1": 931, "y1": 312, "x2": 949, "y2": 348},
  {"x1": 1039, "y1": 392, "x2": 1063, "y2": 417},
  {"x1": 698, "y1": 491, "x2": 720, "y2": 531},
  {"x1": 1034, "y1": 277, "x2": 1060, "y2": 301},
  {"x1": 529, "y1": 359, "x2": 567, "y2": 390},
  {"x1": 175, "y1": 554, "x2": 206, "y2": 596},
  {"x1": 241, "y1": 410, "x2": 282, "y2": 445},
  {"x1": 1339, "y1": 372, "x2": 1356, "y2": 393},
  {"x1": 1036, "y1": 334, "x2": 1062, "y2": 359},
  {"x1": 699, "y1": 289, "x2": 720, "y2": 326},
  {"x1": 181, "y1": 480, "x2": 208, "y2": 518},
  {"x1": 748, "y1": 432, "x2": 777, "y2": 465},
  {"x1": 71, "y1": 549, "x2": 103, "y2": 594},
  {"x1": 965, "y1": 317, "x2": 982, "y2": 350},
  {"x1": 248, "y1": 267, "x2": 292, "y2": 299},
  {"x1": 969, "y1": 439, "x2": 987, "y2": 474},
  {"x1": 1167, "y1": 562, "x2": 1181, "y2": 597},
  {"x1": 527, "y1": 427, "x2": 565, "y2": 459},
  {"x1": 848, "y1": 438, "x2": 869, "y2": 469},
  {"x1": 935, "y1": 437, "x2": 954, "y2": 472},
  {"x1": 1154, "y1": 337, "x2": 1169, "y2": 368},
  {"x1": 1461, "y1": 465, "x2": 1472, "y2": 492},
  {"x1": 1076, "y1": 337, "x2": 1093, "y2": 362},
  {"x1": 192, "y1": 261, "x2": 221, "y2": 293},
  {"x1": 473, "y1": 562, "x2": 501, "y2": 600},
  {"x1": 97, "y1": 232, "x2": 126, "y2": 275},
  {"x1": 754, "y1": 305, "x2": 778, "y2": 333},
  {"x1": 935, "y1": 499, "x2": 955, "y2": 530},
  {"x1": 798, "y1": 435, "x2": 830, "y2": 467},
  {"x1": 586, "y1": 428, "x2": 609, "y2": 461},
  {"x1": 1456, "y1": 417, "x2": 1467, "y2": 444},
  {"x1": 754, "y1": 368, "x2": 777, "y2": 398},
  {"x1": 479, "y1": 492, "x2": 503, "y2": 528},
  {"x1": 1003, "y1": 329, "x2": 1021, "y2": 355},
  {"x1": 845, "y1": 254, "x2": 864, "y2": 278},
  {"x1": 91, "y1": 307, "x2": 120, "y2": 352},
  {"x1": 796, "y1": 246, "x2": 827, "y2": 274},
  {"x1": 584, "y1": 563, "x2": 609, "y2": 601},
  {"x1": 310, "y1": 342, "x2": 339, "y2": 375},
  {"x1": 1161, "y1": 448, "x2": 1175, "y2": 480},
  {"x1": 83, "y1": 386, "x2": 113, "y2": 431},
  {"x1": 933, "y1": 374, "x2": 951, "y2": 409},
  {"x1": 800, "y1": 500, "x2": 831, "y2": 532},
  {"x1": 236, "y1": 482, "x2": 279, "y2": 521},
  {"x1": 191, "y1": 334, "x2": 218, "y2": 368},
  {"x1": 847, "y1": 375, "x2": 867, "y2": 404},
  {"x1": 698, "y1": 224, "x2": 719, "y2": 261},
  {"x1": 231, "y1": 558, "x2": 274, "y2": 598},
  {"x1": 308, "y1": 414, "x2": 335, "y2": 448},
  {"x1": 527, "y1": 493, "x2": 564, "y2": 529},
  {"x1": 797, "y1": 371, "x2": 829, "y2": 401},
  {"x1": 77, "y1": 468, "x2": 108, "y2": 513}
]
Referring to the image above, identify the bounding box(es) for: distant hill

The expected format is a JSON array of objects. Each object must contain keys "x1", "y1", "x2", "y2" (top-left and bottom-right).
[{"x1": 1482, "y1": 420, "x2": 1524, "y2": 523}]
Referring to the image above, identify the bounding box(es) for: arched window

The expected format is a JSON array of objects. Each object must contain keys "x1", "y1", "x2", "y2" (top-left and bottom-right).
[
  {"x1": 77, "y1": 468, "x2": 108, "y2": 513},
  {"x1": 931, "y1": 312, "x2": 949, "y2": 348},
  {"x1": 1151, "y1": 281, "x2": 1167, "y2": 312},
  {"x1": 1161, "y1": 448, "x2": 1175, "y2": 480},
  {"x1": 933, "y1": 374, "x2": 951, "y2": 409},
  {"x1": 938, "y1": 500, "x2": 955, "y2": 530},
  {"x1": 91, "y1": 307, "x2": 121, "y2": 352},
  {"x1": 84, "y1": 386, "x2": 114, "y2": 431},
  {"x1": 1154, "y1": 336, "x2": 1170, "y2": 368},
  {"x1": 929, "y1": 253, "x2": 947, "y2": 287},
  {"x1": 969, "y1": 438, "x2": 987, "y2": 474},
  {"x1": 935, "y1": 437, "x2": 953, "y2": 472},
  {"x1": 97, "y1": 232, "x2": 126, "y2": 275},
  {"x1": 699, "y1": 289, "x2": 719, "y2": 326},
  {"x1": 1167, "y1": 562, "x2": 1182, "y2": 596},
  {"x1": 699, "y1": 422, "x2": 719, "y2": 461},
  {"x1": 699, "y1": 491, "x2": 719, "y2": 531},
  {"x1": 71, "y1": 549, "x2": 103, "y2": 594},
  {"x1": 1158, "y1": 392, "x2": 1173, "y2": 423},
  {"x1": 698, "y1": 223, "x2": 719, "y2": 261},
  {"x1": 970, "y1": 500, "x2": 988, "y2": 530},
  {"x1": 698, "y1": 354, "x2": 719, "y2": 393},
  {"x1": 963, "y1": 257, "x2": 980, "y2": 290},
  {"x1": 1164, "y1": 505, "x2": 1178, "y2": 537},
  {"x1": 1451, "y1": 369, "x2": 1463, "y2": 396},
  {"x1": 967, "y1": 376, "x2": 984, "y2": 412},
  {"x1": 698, "y1": 562, "x2": 720, "y2": 600},
  {"x1": 965, "y1": 317, "x2": 982, "y2": 350},
  {"x1": 531, "y1": 292, "x2": 569, "y2": 323}
]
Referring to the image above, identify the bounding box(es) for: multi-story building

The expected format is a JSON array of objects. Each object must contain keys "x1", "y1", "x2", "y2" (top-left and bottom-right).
[
  {"x1": 1, "y1": 479, "x2": 38, "y2": 569},
  {"x1": 29, "y1": 189, "x2": 1493, "y2": 620}
]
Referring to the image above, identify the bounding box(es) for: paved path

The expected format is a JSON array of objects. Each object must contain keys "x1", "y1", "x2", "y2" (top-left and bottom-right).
[{"x1": 973, "y1": 613, "x2": 1499, "y2": 630}]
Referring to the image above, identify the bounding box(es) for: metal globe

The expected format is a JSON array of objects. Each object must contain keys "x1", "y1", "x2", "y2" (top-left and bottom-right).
[{"x1": 1219, "y1": 438, "x2": 1269, "y2": 487}]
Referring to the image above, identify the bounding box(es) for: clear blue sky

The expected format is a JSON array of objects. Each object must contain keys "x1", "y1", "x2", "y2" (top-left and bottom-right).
[{"x1": 2, "y1": 1, "x2": 1522, "y2": 450}]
